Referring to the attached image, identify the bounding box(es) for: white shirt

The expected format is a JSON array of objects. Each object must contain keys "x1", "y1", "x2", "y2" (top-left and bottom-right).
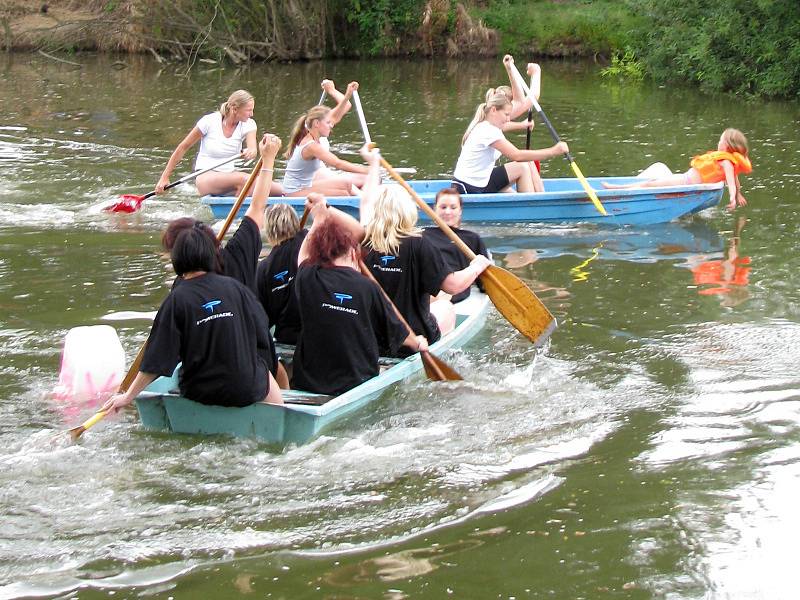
[
  {"x1": 453, "y1": 121, "x2": 504, "y2": 187},
  {"x1": 194, "y1": 112, "x2": 257, "y2": 172}
]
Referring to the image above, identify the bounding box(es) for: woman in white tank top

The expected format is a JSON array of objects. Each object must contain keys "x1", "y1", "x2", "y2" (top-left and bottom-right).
[{"x1": 282, "y1": 81, "x2": 370, "y2": 197}]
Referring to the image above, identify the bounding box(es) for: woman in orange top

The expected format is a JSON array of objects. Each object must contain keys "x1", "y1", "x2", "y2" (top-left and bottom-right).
[{"x1": 603, "y1": 128, "x2": 751, "y2": 209}]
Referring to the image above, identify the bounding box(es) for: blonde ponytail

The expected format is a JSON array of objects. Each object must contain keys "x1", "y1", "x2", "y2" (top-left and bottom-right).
[
  {"x1": 284, "y1": 105, "x2": 330, "y2": 159},
  {"x1": 461, "y1": 87, "x2": 510, "y2": 145}
]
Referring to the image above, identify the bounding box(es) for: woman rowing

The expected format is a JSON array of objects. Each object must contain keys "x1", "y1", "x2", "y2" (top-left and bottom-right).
[
  {"x1": 360, "y1": 148, "x2": 491, "y2": 350},
  {"x1": 282, "y1": 80, "x2": 370, "y2": 197},
  {"x1": 156, "y1": 89, "x2": 282, "y2": 197},
  {"x1": 452, "y1": 88, "x2": 567, "y2": 195},
  {"x1": 101, "y1": 216, "x2": 283, "y2": 414},
  {"x1": 160, "y1": 133, "x2": 289, "y2": 388},
  {"x1": 422, "y1": 187, "x2": 491, "y2": 304},
  {"x1": 255, "y1": 203, "x2": 307, "y2": 345},
  {"x1": 291, "y1": 193, "x2": 426, "y2": 395}
]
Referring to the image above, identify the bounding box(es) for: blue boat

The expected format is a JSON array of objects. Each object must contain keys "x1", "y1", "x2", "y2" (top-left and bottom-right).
[
  {"x1": 134, "y1": 291, "x2": 490, "y2": 446},
  {"x1": 201, "y1": 177, "x2": 724, "y2": 226}
]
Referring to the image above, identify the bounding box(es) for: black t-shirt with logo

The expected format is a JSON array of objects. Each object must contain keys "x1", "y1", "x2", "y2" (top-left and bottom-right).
[
  {"x1": 255, "y1": 229, "x2": 308, "y2": 344},
  {"x1": 292, "y1": 264, "x2": 408, "y2": 395},
  {"x1": 362, "y1": 235, "x2": 450, "y2": 346},
  {"x1": 421, "y1": 226, "x2": 489, "y2": 303},
  {"x1": 142, "y1": 272, "x2": 271, "y2": 407}
]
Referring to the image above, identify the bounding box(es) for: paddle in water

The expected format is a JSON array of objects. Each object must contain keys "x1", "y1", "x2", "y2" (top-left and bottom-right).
[
  {"x1": 379, "y1": 157, "x2": 558, "y2": 347},
  {"x1": 105, "y1": 154, "x2": 242, "y2": 213},
  {"x1": 357, "y1": 260, "x2": 462, "y2": 382},
  {"x1": 69, "y1": 157, "x2": 265, "y2": 441}
]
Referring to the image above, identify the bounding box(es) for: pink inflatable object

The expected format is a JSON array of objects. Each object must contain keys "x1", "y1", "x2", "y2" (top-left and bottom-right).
[{"x1": 53, "y1": 325, "x2": 125, "y2": 403}]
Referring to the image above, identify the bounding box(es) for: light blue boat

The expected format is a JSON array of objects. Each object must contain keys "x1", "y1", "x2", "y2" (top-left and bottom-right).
[
  {"x1": 134, "y1": 291, "x2": 490, "y2": 446},
  {"x1": 201, "y1": 177, "x2": 724, "y2": 226}
]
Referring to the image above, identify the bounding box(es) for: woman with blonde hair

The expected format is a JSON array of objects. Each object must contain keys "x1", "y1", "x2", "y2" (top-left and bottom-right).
[
  {"x1": 156, "y1": 90, "x2": 282, "y2": 197},
  {"x1": 452, "y1": 88, "x2": 568, "y2": 195},
  {"x1": 256, "y1": 203, "x2": 308, "y2": 344},
  {"x1": 282, "y1": 80, "x2": 370, "y2": 197},
  {"x1": 360, "y1": 149, "x2": 491, "y2": 351}
]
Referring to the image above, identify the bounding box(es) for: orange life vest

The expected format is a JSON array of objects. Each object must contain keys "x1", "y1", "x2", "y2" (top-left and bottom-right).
[{"x1": 690, "y1": 151, "x2": 752, "y2": 184}]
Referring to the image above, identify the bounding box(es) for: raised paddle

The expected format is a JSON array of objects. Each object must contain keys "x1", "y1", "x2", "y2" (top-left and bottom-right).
[
  {"x1": 510, "y1": 63, "x2": 608, "y2": 217},
  {"x1": 69, "y1": 158, "x2": 265, "y2": 441},
  {"x1": 357, "y1": 260, "x2": 461, "y2": 381},
  {"x1": 379, "y1": 157, "x2": 557, "y2": 347},
  {"x1": 105, "y1": 154, "x2": 242, "y2": 213}
]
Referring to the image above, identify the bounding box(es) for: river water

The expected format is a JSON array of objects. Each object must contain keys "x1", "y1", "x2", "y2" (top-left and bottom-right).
[{"x1": 1, "y1": 53, "x2": 799, "y2": 599}]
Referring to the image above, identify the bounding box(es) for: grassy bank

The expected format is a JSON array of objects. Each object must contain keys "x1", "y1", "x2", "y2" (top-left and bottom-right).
[{"x1": 472, "y1": 0, "x2": 644, "y2": 58}]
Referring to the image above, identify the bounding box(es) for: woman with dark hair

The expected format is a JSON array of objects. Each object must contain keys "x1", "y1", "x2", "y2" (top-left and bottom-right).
[
  {"x1": 102, "y1": 224, "x2": 283, "y2": 412},
  {"x1": 291, "y1": 194, "x2": 427, "y2": 395},
  {"x1": 150, "y1": 133, "x2": 289, "y2": 388},
  {"x1": 422, "y1": 187, "x2": 491, "y2": 303}
]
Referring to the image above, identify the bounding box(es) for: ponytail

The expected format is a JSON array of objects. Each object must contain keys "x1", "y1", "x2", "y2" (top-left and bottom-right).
[
  {"x1": 461, "y1": 87, "x2": 509, "y2": 145},
  {"x1": 284, "y1": 105, "x2": 330, "y2": 159},
  {"x1": 219, "y1": 89, "x2": 253, "y2": 119}
]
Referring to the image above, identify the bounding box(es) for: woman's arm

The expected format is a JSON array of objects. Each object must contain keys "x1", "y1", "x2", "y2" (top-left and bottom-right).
[
  {"x1": 503, "y1": 55, "x2": 533, "y2": 119},
  {"x1": 156, "y1": 127, "x2": 203, "y2": 193},
  {"x1": 357, "y1": 144, "x2": 382, "y2": 225},
  {"x1": 298, "y1": 193, "x2": 365, "y2": 263},
  {"x1": 305, "y1": 142, "x2": 369, "y2": 175},
  {"x1": 492, "y1": 138, "x2": 568, "y2": 163},
  {"x1": 328, "y1": 81, "x2": 357, "y2": 125},
  {"x1": 722, "y1": 162, "x2": 746, "y2": 208},
  {"x1": 241, "y1": 127, "x2": 258, "y2": 161},
  {"x1": 440, "y1": 255, "x2": 491, "y2": 294},
  {"x1": 502, "y1": 119, "x2": 534, "y2": 132},
  {"x1": 101, "y1": 371, "x2": 158, "y2": 412},
  {"x1": 246, "y1": 133, "x2": 282, "y2": 230}
]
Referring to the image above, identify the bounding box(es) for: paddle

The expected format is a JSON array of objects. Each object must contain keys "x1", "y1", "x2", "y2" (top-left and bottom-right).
[
  {"x1": 348, "y1": 90, "x2": 555, "y2": 345},
  {"x1": 69, "y1": 158, "x2": 264, "y2": 441},
  {"x1": 525, "y1": 71, "x2": 534, "y2": 151},
  {"x1": 105, "y1": 154, "x2": 242, "y2": 213},
  {"x1": 358, "y1": 259, "x2": 461, "y2": 381},
  {"x1": 510, "y1": 63, "x2": 608, "y2": 217},
  {"x1": 380, "y1": 158, "x2": 557, "y2": 346}
]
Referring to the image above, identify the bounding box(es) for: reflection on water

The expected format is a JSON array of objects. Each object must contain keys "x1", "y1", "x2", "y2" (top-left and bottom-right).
[
  {"x1": 686, "y1": 215, "x2": 751, "y2": 307},
  {"x1": 1, "y1": 54, "x2": 800, "y2": 598}
]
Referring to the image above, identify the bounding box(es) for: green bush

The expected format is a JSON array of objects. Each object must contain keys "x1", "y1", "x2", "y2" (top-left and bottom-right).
[{"x1": 629, "y1": 0, "x2": 800, "y2": 98}]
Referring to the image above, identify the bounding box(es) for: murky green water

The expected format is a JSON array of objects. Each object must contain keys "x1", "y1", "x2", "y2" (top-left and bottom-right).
[{"x1": 1, "y1": 53, "x2": 799, "y2": 599}]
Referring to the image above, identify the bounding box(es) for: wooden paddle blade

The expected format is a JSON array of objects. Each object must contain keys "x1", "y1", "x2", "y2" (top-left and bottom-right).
[
  {"x1": 421, "y1": 350, "x2": 462, "y2": 381},
  {"x1": 480, "y1": 264, "x2": 557, "y2": 347}
]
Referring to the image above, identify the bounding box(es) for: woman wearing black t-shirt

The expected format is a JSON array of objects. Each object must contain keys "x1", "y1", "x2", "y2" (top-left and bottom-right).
[
  {"x1": 255, "y1": 203, "x2": 308, "y2": 344},
  {"x1": 159, "y1": 134, "x2": 289, "y2": 388},
  {"x1": 291, "y1": 196, "x2": 427, "y2": 395},
  {"x1": 422, "y1": 187, "x2": 491, "y2": 304},
  {"x1": 361, "y1": 177, "x2": 491, "y2": 348},
  {"x1": 103, "y1": 225, "x2": 284, "y2": 412}
]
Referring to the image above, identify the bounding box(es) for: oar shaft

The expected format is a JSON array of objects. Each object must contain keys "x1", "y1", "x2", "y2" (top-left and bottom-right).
[
  {"x1": 511, "y1": 62, "x2": 607, "y2": 216},
  {"x1": 72, "y1": 160, "x2": 264, "y2": 440},
  {"x1": 352, "y1": 90, "x2": 372, "y2": 145}
]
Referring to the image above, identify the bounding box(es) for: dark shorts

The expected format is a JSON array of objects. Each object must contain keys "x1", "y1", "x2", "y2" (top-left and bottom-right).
[{"x1": 452, "y1": 165, "x2": 510, "y2": 194}]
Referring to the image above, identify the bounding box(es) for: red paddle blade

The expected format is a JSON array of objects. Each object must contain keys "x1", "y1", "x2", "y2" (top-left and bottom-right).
[{"x1": 104, "y1": 194, "x2": 145, "y2": 213}]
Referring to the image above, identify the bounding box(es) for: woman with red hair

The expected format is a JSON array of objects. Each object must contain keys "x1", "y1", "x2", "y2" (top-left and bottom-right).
[{"x1": 291, "y1": 194, "x2": 428, "y2": 395}]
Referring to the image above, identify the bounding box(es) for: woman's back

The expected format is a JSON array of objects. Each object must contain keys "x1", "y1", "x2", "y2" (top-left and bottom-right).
[
  {"x1": 143, "y1": 272, "x2": 271, "y2": 407},
  {"x1": 292, "y1": 264, "x2": 406, "y2": 394}
]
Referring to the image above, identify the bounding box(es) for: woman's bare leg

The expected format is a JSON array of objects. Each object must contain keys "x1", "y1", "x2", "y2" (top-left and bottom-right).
[
  {"x1": 504, "y1": 162, "x2": 535, "y2": 193},
  {"x1": 197, "y1": 172, "x2": 282, "y2": 196},
  {"x1": 264, "y1": 371, "x2": 283, "y2": 405},
  {"x1": 430, "y1": 298, "x2": 456, "y2": 336}
]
